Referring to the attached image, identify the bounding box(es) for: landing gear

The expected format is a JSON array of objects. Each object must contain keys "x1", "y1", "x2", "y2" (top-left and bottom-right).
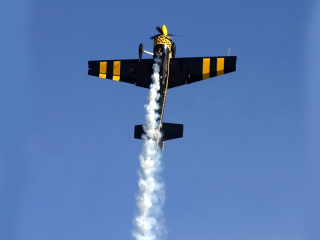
[
  {"x1": 139, "y1": 43, "x2": 143, "y2": 62},
  {"x1": 172, "y1": 42, "x2": 176, "y2": 59}
]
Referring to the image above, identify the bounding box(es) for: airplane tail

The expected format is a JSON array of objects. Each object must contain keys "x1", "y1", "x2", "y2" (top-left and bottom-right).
[{"x1": 134, "y1": 122, "x2": 183, "y2": 149}]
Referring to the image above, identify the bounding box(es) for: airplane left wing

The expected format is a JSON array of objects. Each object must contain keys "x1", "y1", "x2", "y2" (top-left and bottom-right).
[
  {"x1": 88, "y1": 59, "x2": 154, "y2": 88},
  {"x1": 168, "y1": 56, "x2": 237, "y2": 88}
]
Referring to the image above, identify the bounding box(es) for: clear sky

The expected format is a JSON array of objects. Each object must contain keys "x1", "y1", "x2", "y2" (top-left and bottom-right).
[{"x1": 0, "y1": 0, "x2": 319, "y2": 240}]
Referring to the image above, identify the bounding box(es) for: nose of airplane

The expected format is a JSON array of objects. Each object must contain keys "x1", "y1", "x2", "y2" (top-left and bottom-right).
[{"x1": 161, "y1": 25, "x2": 168, "y2": 35}]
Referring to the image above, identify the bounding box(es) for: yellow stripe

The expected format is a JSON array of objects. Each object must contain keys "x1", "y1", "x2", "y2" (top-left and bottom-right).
[
  {"x1": 217, "y1": 58, "x2": 224, "y2": 76},
  {"x1": 202, "y1": 58, "x2": 210, "y2": 79},
  {"x1": 112, "y1": 61, "x2": 121, "y2": 81},
  {"x1": 99, "y1": 61, "x2": 107, "y2": 78}
]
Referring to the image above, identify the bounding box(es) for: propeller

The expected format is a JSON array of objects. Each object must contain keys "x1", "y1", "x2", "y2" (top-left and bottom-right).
[
  {"x1": 150, "y1": 34, "x2": 160, "y2": 39},
  {"x1": 150, "y1": 26, "x2": 179, "y2": 39},
  {"x1": 156, "y1": 26, "x2": 163, "y2": 34}
]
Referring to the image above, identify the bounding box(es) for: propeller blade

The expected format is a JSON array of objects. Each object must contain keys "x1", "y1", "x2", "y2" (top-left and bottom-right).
[
  {"x1": 150, "y1": 34, "x2": 160, "y2": 39},
  {"x1": 151, "y1": 26, "x2": 180, "y2": 39},
  {"x1": 156, "y1": 26, "x2": 163, "y2": 34}
]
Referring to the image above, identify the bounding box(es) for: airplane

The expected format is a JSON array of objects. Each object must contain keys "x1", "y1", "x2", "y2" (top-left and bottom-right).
[{"x1": 88, "y1": 25, "x2": 237, "y2": 150}]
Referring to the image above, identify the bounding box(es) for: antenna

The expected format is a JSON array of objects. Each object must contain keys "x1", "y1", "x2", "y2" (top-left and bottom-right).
[{"x1": 228, "y1": 48, "x2": 230, "y2": 56}]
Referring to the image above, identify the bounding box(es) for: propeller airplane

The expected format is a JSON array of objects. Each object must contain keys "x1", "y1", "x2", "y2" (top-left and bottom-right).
[{"x1": 88, "y1": 25, "x2": 237, "y2": 150}]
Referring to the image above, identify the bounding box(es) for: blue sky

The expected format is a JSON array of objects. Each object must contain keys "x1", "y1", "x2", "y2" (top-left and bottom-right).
[{"x1": 0, "y1": 0, "x2": 319, "y2": 240}]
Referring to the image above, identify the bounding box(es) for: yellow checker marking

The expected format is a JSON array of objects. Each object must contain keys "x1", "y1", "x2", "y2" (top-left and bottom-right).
[
  {"x1": 202, "y1": 58, "x2": 210, "y2": 79},
  {"x1": 217, "y1": 58, "x2": 224, "y2": 76},
  {"x1": 99, "y1": 61, "x2": 107, "y2": 78},
  {"x1": 113, "y1": 61, "x2": 121, "y2": 81}
]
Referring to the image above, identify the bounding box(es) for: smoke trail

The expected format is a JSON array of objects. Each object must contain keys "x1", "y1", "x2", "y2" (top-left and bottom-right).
[{"x1": 132, "y1": 58, "x2": 166, "y2": 240}]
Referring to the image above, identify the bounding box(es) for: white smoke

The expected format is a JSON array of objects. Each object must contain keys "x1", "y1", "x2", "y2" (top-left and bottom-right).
[{"x1": 132, "y1": 58, "x2": 166, "y2": 240}]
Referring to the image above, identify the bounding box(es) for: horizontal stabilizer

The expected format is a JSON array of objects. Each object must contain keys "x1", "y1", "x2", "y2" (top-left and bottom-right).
[{"x1": 134, "y1": 122, "x2": 183, "y2": 141}]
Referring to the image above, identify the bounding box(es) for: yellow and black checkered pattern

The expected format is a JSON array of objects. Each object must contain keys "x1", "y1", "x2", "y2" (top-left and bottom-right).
[{"x1": 154, "y1": 35, "x2": 172, "y2": 50}]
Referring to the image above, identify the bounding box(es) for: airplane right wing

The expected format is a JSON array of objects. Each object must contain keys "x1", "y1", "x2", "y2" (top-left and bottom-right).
[{"x1": 168, "y1": 56, "x2": 237, "y2": 88}]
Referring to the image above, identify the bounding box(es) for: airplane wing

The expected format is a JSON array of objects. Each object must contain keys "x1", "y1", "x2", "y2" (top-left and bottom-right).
[
  {"x1": 88, "y1": 59, "x2": 154, "y2": 88},
  {"x1": 168, "y1": 56, "x2": 237, "y2": 88},
  {"x1": 88, "y1": 56, "x2": 237, "y2": 89}
]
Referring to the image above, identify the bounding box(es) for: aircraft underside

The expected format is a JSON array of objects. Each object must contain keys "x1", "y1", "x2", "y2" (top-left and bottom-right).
[{"x1": 87, "y1": 25, "x2": 237, "y2": 150}]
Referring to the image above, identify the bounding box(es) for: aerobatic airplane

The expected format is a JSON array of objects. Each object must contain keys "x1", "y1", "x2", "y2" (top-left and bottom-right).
[{"x1": 88, "y1": 25, "x2": 237, "y2": 150}]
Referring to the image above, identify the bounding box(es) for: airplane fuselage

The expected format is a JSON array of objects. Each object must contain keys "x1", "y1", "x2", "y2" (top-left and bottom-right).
[{"x1": 153, "y1": 34, "x2": 172, "y2": 134}]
